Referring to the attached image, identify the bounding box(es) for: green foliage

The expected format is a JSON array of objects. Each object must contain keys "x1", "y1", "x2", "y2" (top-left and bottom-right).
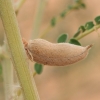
[
  {"x1": 85, "y1": 21, "x2": 94, "y2": 30},
  {"x1": 94, "y1": 16, "x2": 100, "y2": 24},
  {"x1": 69, "y1": 39, "x2": 81, "y2": 46},
  {"x1": 73, "y1": 26, "x2": 85, "y2": 38},
  {"x1": 51, "y1": 17, "x2": 56, "y2": 26},
  {"x1": 57, "y1": 34, "x2": 68, "y2": 43},
  {"x1": 0, "y1": 64, "x2": 2, "y2": 75},
  {"x1": 79, "y1": 25, "x2": 86, "y2": 32},
  {"x1": 34, "y1": 63, "x2": 43, "y2": 74}
]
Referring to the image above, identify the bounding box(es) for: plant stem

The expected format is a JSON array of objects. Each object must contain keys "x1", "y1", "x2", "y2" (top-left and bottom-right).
[
  {"x1": 2, "y1": 59, "x2": 13, "y2": 100},
  {"x1": 0, "y1": 0, "x2": 40, "y2": 100},
  {"x1": 15, "y1": 0, "x2": 26, "y2": 14},
  {"x1": 2, "y1": 0, "x2": 25, "y2": 98},
  {"x1": 1, "y1": 39, "x2": 14, "y2": 100},
  {"x1": 31, "y1": 0, "x2": 47, "y2": 39},
  {"x1": 74, "y1": 24, "x2": 100, "y2": 40}
]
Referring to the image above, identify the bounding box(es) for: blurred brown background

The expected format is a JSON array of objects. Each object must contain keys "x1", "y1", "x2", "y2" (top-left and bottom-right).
[{"x1": 0, "y1": 0, "x2": 100, "y2": 100}]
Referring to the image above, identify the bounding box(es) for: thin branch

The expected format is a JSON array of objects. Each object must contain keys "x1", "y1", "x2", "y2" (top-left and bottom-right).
[
  {"x1": 31, "y1": 0, "x2": 48, "y2": 39},
  {"x1": 74, "y1": 24, "x2": 100, "y2": 40},
  {"x1": 15, "y1": 0, "x2": 26, "y2": 14}
]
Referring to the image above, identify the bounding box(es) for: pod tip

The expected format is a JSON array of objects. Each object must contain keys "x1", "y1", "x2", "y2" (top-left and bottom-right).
[{"x1": 86, "y1": 44, "x2": 93, "y2": 50}]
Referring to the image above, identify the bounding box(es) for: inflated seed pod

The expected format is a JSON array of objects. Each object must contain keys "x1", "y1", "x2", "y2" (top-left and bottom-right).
[{"x1": 22, "y1": 38, "x2": 92, "y2": 66}]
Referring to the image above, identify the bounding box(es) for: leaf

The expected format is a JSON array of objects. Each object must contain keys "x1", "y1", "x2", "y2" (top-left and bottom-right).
[
  {"x1": 34, "y1": 63, "x2": 43, "y2": 74},
  {"x1": 0, "y1": 64, "x2": 2, "y2": 75},
  {"x1": 51, "y1": 17, "x2": 56, "y2": 26},
  {"x1": 85, "y1": 21, "x2": 94, "y2": 30},
  {"x1": 79, "y1": 25, "x2": 86, "y2": 32},
  {"x1": 94, "y1": 16, "x2": 100, "y2": 24},
  {"x1": 57, "y1": 34, "x2": 68, "y2": 43},
  {"x1": 73, "y1": 26, "x2": 85, "y2": 38},
  {"x1": 69, "y1": 39, "x2": 81, "y2": 46}
]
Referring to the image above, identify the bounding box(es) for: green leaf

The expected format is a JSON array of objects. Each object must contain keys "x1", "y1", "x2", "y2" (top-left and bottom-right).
[
  {"x1": 69, "y1": 39, "x2": 81, "y2": 46},
  {"x1": 85, "y1": 21, "x2": 94, "y2": 30},
  {"x1": 51, "y1": 17, "x2": 56, "y2": 26},
  {"x1": 34, "y1": 63, "x2": 43, "y2": 74},
  {"x1": 73, "y1": 26, "x2": 85, "y2": 38},
  {"x1": 94, "y1": 16, "x2": 100, "y2": 24},
  {"x1": 0, "y1": 64, "x2": 2, "y2": 75},
  {"x1": 79, "y1": 25, "x2": 85, "y2": 32},
  {"x1": 57, "y1": 34, "x2": 68, "y2": 43}
]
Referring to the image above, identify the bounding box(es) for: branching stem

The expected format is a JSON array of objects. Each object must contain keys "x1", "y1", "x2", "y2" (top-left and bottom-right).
[{"x1": 75, "y1": 24, "x2": 100, "y2": 40}]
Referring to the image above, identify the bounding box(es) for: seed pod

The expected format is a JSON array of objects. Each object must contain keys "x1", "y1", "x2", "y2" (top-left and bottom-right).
[{"x1": 22, "y1": 38, "x2": 92, "y2": 66}]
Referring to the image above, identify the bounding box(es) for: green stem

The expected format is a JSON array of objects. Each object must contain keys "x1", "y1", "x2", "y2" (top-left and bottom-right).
[
  {"x1": 74, "y1": 24, "x2": 100, "y2": 40},
  {"x1": 2, "y1": 0, "x2": 25, "y2": 98},
  {"x1": 31, "y1": 0, "x2": 47, "y2": 39},
  {"x1": 0, "y1": 0, "x2": 39, "y2": 100},
  {"x1": 1, "y1": 39, "x2": 14, "y2": 100},
  {"x1": 15, "y1": 0, "x2": 26, "y2": 14},
  {"x1": 2, "y1": 59, "x2": 13, "y2": 100}
]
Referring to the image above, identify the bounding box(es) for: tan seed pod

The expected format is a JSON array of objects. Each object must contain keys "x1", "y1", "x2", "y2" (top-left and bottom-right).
[{"x1": 22, "y1": 38, "x2": 92, "y2": 66}]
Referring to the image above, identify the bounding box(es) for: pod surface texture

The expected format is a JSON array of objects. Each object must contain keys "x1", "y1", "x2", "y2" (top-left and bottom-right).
[{"x1": 23, "y1": 39, "x2": 92, "y2": 66}]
